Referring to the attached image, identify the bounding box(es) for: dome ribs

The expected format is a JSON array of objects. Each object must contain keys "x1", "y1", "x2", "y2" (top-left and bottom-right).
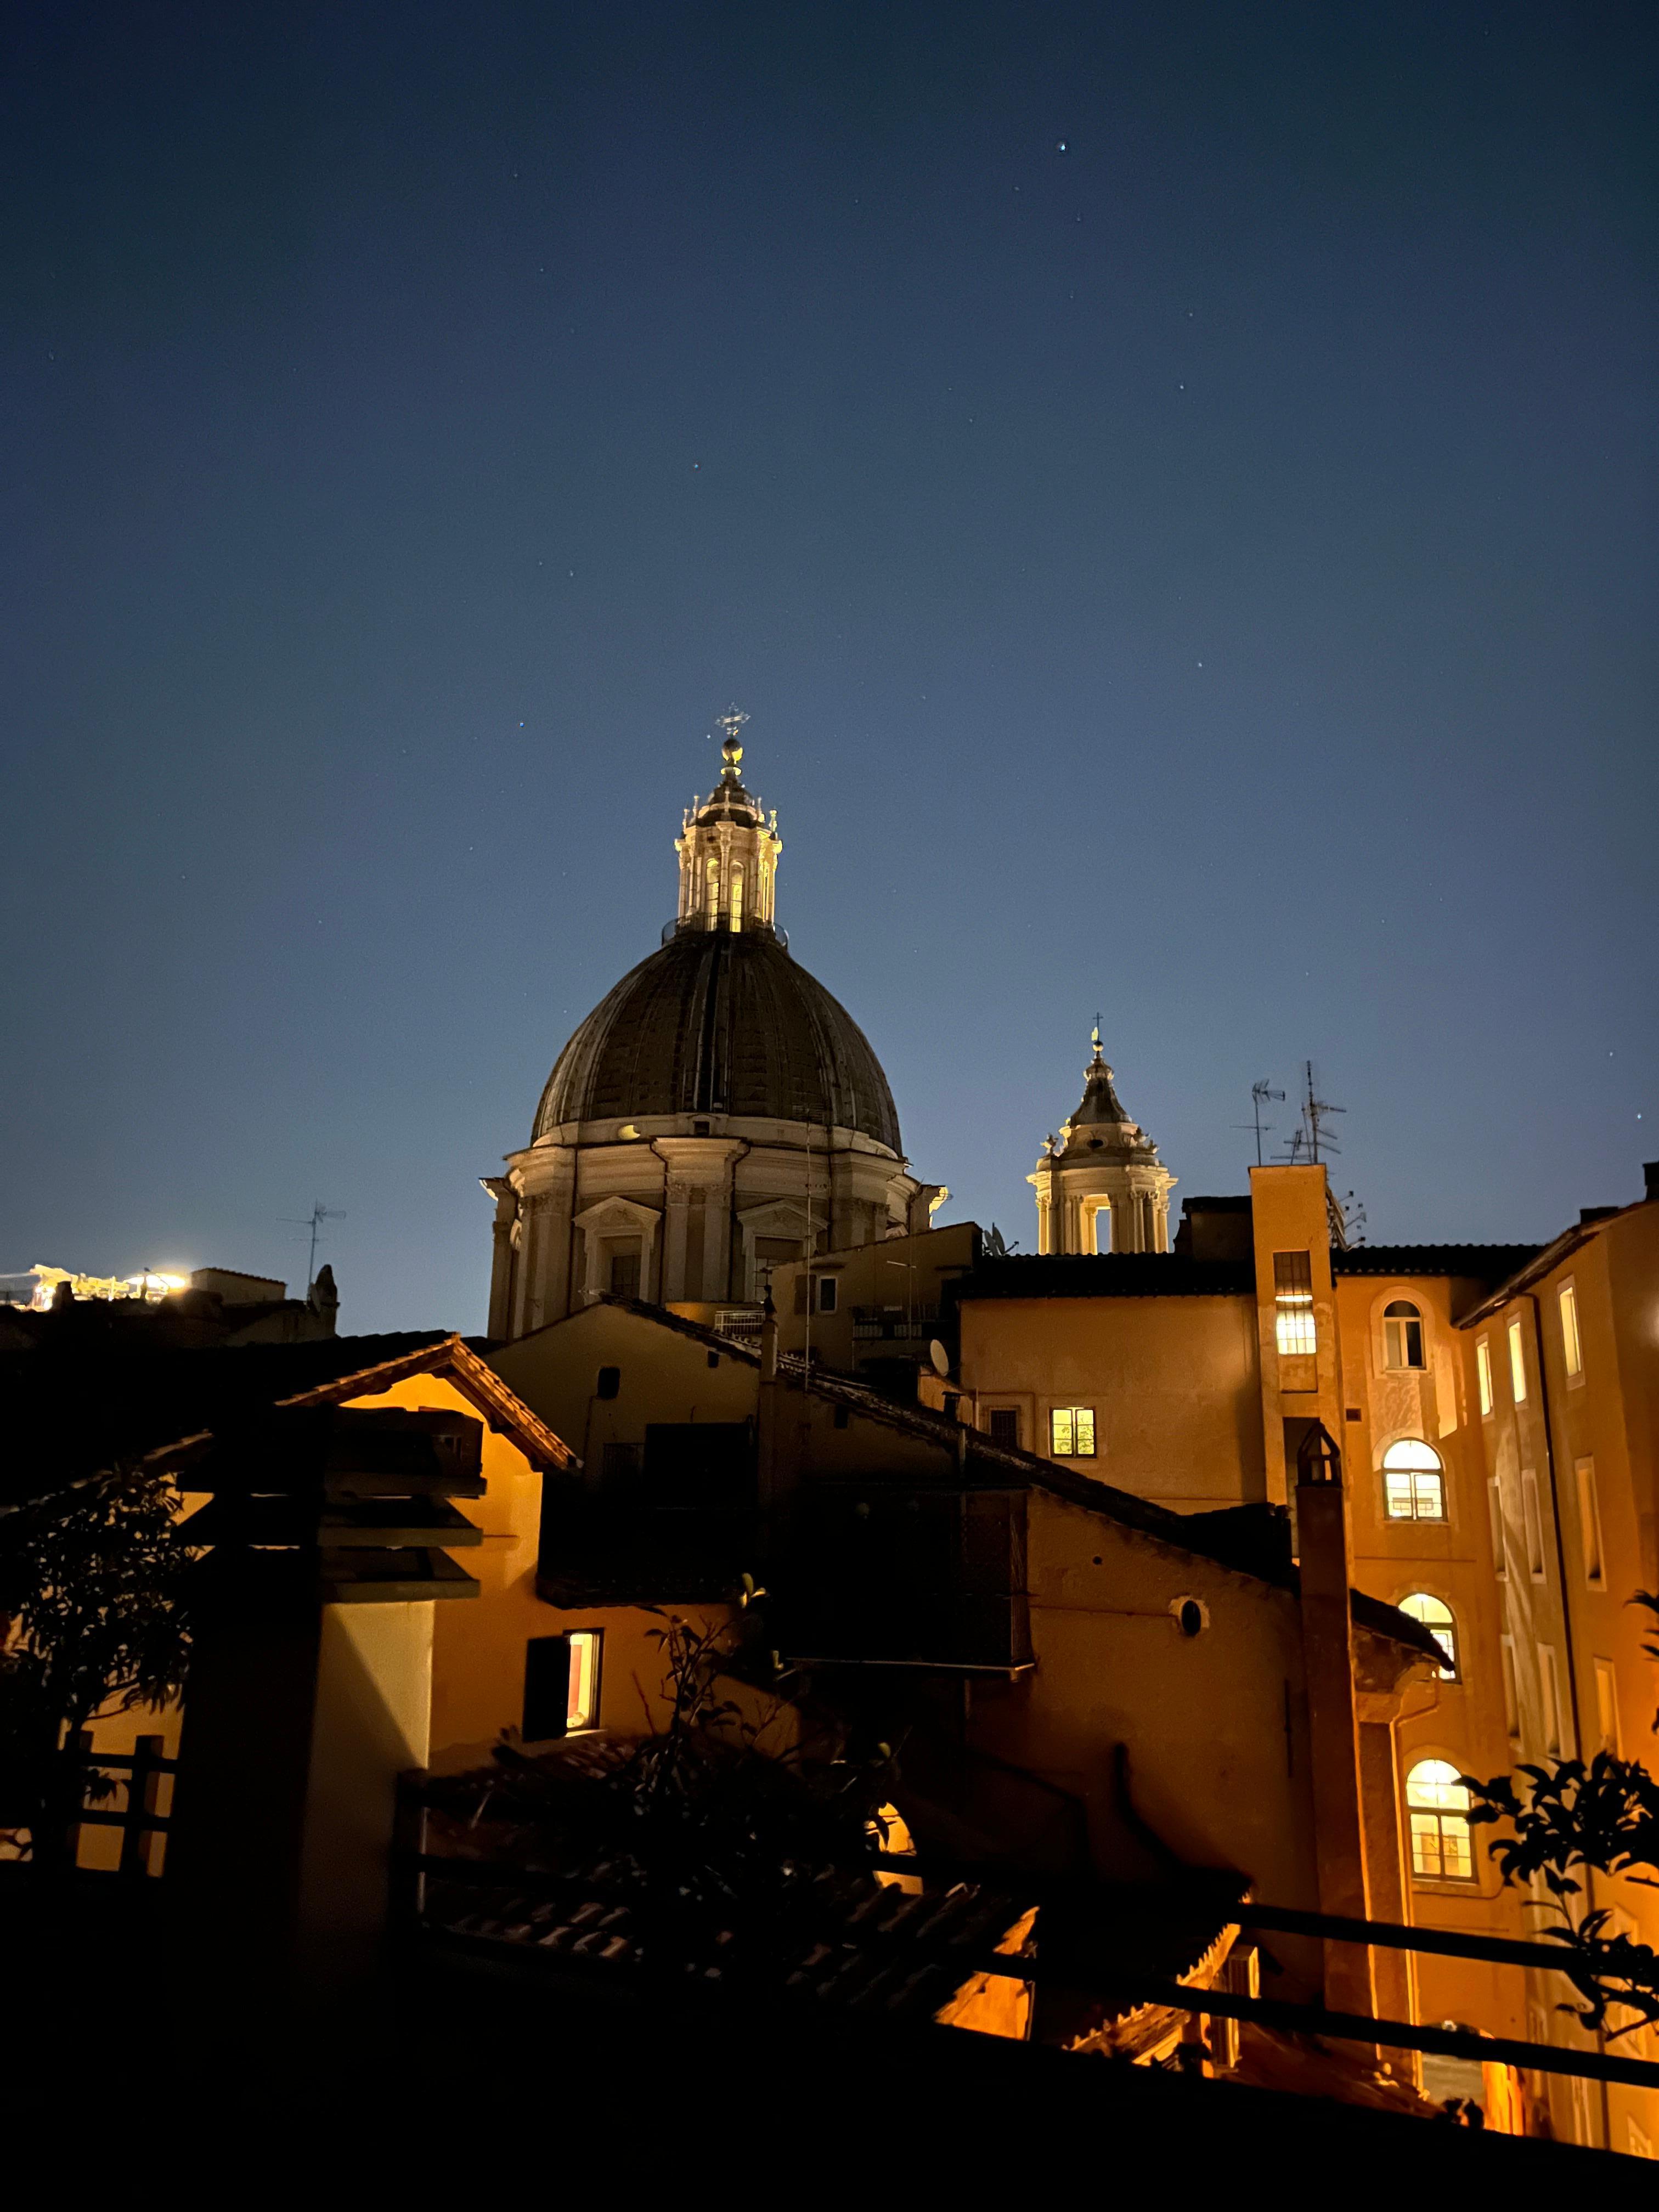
[{"x1": 531, "y1": 932, "x2": 901, "y2": 1154}]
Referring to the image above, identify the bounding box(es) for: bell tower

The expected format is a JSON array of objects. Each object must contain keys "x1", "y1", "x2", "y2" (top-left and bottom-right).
[
  {"x1": 1028, "y1": 1026, "x2": 1177, "y2": 1255},
  {"x1": 673, "y1": 710, "x2": 784, "y2": 935}
]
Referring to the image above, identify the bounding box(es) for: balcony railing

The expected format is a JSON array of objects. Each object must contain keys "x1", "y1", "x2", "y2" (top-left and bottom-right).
[{"x1": 850, "y1": 1305, "x2": 941, "y2": 1344}]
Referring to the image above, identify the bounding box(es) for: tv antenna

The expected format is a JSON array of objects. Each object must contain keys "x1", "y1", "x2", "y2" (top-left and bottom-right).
[
  {"x1": 1233, "y1": 1080, "x2": 1285, "y2": 1166},
  {"x1": 1301, "y1": 1060, "x2": 1345, "y2": 1163},
  {"x1": 282, "y1": 1202, "x2": 346, "y2": 1289}
]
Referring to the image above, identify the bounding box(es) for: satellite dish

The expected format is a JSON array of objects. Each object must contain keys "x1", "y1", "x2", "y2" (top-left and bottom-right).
[{"x1": 928, "y1": 1340, "x2": 951, "y2": 1378}]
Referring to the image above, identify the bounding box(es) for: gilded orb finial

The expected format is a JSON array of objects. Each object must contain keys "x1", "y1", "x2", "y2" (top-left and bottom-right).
[
  {"x1": 1090, "y1": 1015, "x2": 1104, "y2": 1059},
  {"x1": 718, "y1": 707, "x2": 749, "y2": 774}
]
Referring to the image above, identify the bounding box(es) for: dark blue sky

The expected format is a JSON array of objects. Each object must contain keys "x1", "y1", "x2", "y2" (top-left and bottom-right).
[{"x1": 3, "y1": 2, "x2": 1655, "y2": 1330}]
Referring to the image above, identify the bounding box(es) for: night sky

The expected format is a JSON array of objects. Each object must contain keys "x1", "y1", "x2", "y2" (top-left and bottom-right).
[{"x1": 3, "y1": 3, "x2": 1655, "y2": 1330}]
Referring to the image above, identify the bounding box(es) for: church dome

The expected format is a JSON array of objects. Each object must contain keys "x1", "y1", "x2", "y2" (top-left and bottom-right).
[{"x1": 533, "y1": 926, "x2": 903, "y2": 1153}]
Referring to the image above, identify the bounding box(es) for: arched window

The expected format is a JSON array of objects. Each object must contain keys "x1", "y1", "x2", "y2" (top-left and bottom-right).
[
  {"x1": 1406, "y1": 1760, "x2": 1475, "y2": 1882},
  {"x1": 1383, "y1": 1440, "x2": 1445, "y2": 1522},
  {"x1": 704, "y1": 857, "x2": 720, "y2": 920},
  {"x1": 1397, "y1": 1592, "x2": 1458, "y2": 1679},
  {"x1": 729, "y1": 865, "x2": 743, "y2": 930},
  {"x1": 1384, "y1": 1299, "x2": 1426, "y2": 1370}
]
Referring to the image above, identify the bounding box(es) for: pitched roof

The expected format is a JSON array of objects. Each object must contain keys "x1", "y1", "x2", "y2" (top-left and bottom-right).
[
  {"x1": 543, "y1": 1300, "x2": 1441, "y2": 1665},
  {"x1": 1333, "y1": 1244, "x2": 1542, "y2": 1280},
  {"x1": 0, "y1": 1331, "x2": 574, "y2": 1510}
]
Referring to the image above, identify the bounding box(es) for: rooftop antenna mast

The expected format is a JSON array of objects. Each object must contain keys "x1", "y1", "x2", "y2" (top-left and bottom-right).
[
  {"x1": 1302, "y1": 1060, "x2": 1346, "y2": 1165},
  {"x1": 1234, "y1": 1080, "x2": 1285, "y2": 1166},
  {"x1": 282, "y1": 1201, "x2": 346, "y2": 1289}
]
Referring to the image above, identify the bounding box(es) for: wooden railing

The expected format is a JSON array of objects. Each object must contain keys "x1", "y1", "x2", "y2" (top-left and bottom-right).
[{"x1": 61, "y1": 1732, "x2": 174, "y2": 1876}]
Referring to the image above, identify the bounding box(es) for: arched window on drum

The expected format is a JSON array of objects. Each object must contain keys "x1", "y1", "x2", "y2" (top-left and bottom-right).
[
  {"x1": 1384, "y1": 1299, "x2": 1426, "y2": 1370},
  {"x1": 1406, "y1": 1761, "x2": 1475, "y2": 1883},
  {"x1": 1383, "y1": 1440, "x2": 1445, "y2": 1523}
]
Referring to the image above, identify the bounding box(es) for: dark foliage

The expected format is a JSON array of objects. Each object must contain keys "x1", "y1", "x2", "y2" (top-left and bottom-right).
[
  {"x1": 0, "y1": 1465, "x2": 194, "y2": 1866},
  {"x1": 1464, "y1": 1592, "x2": 1659, "y2": 2044},
  {"x1": 435, "y1": 1607, "x2": 893, "y2": 1984}
]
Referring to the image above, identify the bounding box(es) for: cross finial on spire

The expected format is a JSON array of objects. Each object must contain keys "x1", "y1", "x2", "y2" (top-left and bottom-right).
[
  {"x1": 717, "y1": 707, "x2": 749, "y2": 774},
  {"x1": 1091, "y1": 1015, "x2": 1103, "y2": 1058}
]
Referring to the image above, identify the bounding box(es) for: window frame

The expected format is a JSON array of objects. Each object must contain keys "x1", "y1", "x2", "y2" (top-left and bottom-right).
[
  {"x1": 987, "y1": 1406, "x2": 1022, "y2": 1450},
  {"x1": 1381, "y1": 1439, "x2": 1446, "y2": 1523},
  {"x1": 1558, "y1": 1280, "x2": 1583, "y2": 1383},
  {"x1": 1508, "y1": 1316, "x2": 1528, "y2": 1404},
  {"x1": 523, "y1": 1628, "x2": 605, "y2": 1741},
  {"x1": 1405, "y1": 1759, "x2": 1477, "y2": 1885},
  {"x1": 1487, "y1": 1475, "x2": 1507, "y2": 1578},
  {"x1": 1538, "y1": 1643, "x2": 1565, "y2": 1757},
  {"x1": 1593, "y1": 1656, "x2": 1621, "y2": 1756},
  {"x1": 1049, "y1": 1405, "x2": 1097, "y2": 1458},
  {"x1": 1521, "y1": 1469, "x2": 1546, "y2": 1582},
  {"x1": 1382, "y1": 1300, "x2": 1426, "y2": 1373},
  {"x1": 1396, "y1": 1592, "x2": 1459, "y2": 1680},
  {"x1": 1575, "y1": 1458, "x2": 1604, "y2": 1588},
  {"x1": 1273, "y1": 1250, "x2": 1316, "y2": 1356}
]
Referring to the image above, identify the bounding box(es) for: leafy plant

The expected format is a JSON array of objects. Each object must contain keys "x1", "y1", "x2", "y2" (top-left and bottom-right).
[
  {"x1": 1463, "y1": 1592, "x2": 1659, "y2": 2043},
  {"x1": 442, "y1": 1602, "x2": 894, "y2": 1982},
  {"x1": 0, "y1": 1464, "x2": 194, "y2": 1869}
]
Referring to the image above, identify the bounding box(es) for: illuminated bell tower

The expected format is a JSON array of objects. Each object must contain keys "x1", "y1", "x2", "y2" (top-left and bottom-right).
[
  {"x1": 674, "y1": 711, "x2": 783, "y2": 934},
  {"x1": 1028, "y1": 1028, "x2": 1177, "y2": 1255}
]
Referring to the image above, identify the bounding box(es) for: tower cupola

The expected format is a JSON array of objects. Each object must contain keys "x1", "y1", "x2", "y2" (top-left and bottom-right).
[
  {"x1": 674, "y1": 710, "x2": 783, "y2": 934},
  {"x1": 1028, "y1": 1025, "x2": 1177, "y2": 1255}
]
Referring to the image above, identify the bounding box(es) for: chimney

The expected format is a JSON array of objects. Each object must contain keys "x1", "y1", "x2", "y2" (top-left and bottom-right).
[{"x1": 1294, "y1": 1421, "x2": 1376, "y2": 2021}]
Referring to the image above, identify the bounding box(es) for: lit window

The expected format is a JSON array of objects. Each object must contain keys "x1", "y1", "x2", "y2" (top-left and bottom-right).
[
  {"x1": 1521, "y1": 1470, "x2": 1545, "y2": 1579},
  {"x1": 1558, "y1": 1282, "x2": 1582, "y2": 1379},
  {"x1": 1594, "y1": 1657, "x2": 1621, "y2": 1756},
  {"x1": 523, "y1": 1629, "x2": 603, "y2": 1740},
  {"x1": 1407, "y1": 1760, "x2": 1475, "y2": 1882},
  {"x1": 988, "y1": 1407, "x2": 1020, "y2": 1448},
  {"x1": 1476, "y1": 1338, "x2": 1493, "y2": 1417},
  {"x1": 1383, "y1": 1300, "x2": 1425, "y2": 1370},
  {"x1": 705, "y1": 856, "x2": 720, "y2": 919},
  {"x1": 1382, "y1": 1440, "x2": 1445, "y2": 1521},
  {"x1": 1576, "y1": 1459, "x2": 1604, "y2": 1587},
  {"x1": 1273, "y1": 1251, "x2": 1316, "y2": 1355},
  {"x1": 1539, "y1": 1644, "x2": 1564, "y2": 1756},
  {"x1": 729, "y1": 865, "x2": 743, "y2": 930},
  {"x1": 1050, "y1": 1406, "x2": 1096, "y2": 1457},
  {"x1": 1398, "y1": 1593, "x2": 1458, "y2": 1679},
  {"x1": 1508, "y1": 1317, "x2": 1527, "y2": 1403}
]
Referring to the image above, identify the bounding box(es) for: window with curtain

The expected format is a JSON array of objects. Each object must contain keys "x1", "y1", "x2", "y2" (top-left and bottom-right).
[
  {"x1": 1383, "y1": 1300, "x2": 1425, "y2": 1370},
  {"x1": 1383, "y1": 1440, "x2": 1445, "y2": 1521},
  {"x1": 1407, "y1": 1760, "x2": 1475, "y2": 1882}
]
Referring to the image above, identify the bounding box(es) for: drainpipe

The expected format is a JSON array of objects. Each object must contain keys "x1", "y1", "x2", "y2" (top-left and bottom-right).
[
  {"x1": 757, "y1": 1293, "x2": 779, "y2": 1515},
  {"x1": 1294, "y1": 1421, "x2": 1376, "y2": 2021},
  {"x1": 1525, "y1": 1289, "x2": 1610, "y2": 2147}
]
